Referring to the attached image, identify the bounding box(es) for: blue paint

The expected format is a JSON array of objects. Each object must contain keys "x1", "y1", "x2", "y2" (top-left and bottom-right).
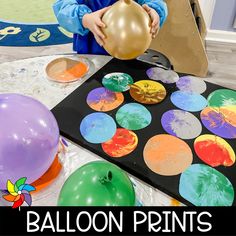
[
  {"x1": 171, "y1": 91, "x2": 207, "y2": 112},
  {"x1": 80, "y1": 112, "x2": 116, "y2": 144}
]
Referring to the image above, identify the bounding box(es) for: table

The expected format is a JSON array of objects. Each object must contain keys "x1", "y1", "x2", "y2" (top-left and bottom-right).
[{"x1": 0, "y1": 54, "x2": 182, "y2": 206}]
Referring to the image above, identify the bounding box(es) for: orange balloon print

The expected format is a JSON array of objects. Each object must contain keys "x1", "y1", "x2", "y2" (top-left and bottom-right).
[
  {"x1": 87, "y1": 87, "x2": 124, "y2": 112},
  {"x1": 102, "y1": 128, "x2": 138, "y2": 158},
  {"x1": 143, "y1": 135, "x2": 193, "y2": 176}
]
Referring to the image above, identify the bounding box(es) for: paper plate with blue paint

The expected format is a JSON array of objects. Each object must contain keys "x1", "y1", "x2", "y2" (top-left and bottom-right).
[
  {"x1": 179, "y1": 164, "x2": 234, "y2": 206},
  {"x1": 176, "y1": 76, "x2": 207, "y2": 94},
  {"x1": 161, "y1": 110, "x2": 202, "y2": 139},
  {"x1": 207, "y1": 89, "x2": 236, "y2": 107},
  {"x1": 171, "y1": 91, "x2": 208, "y2": 112},
  {"x1": 116, "y1": 103, "x2": 152, "y2": 130},
  {"x1": 80, "y1": 113, "x2": 116, "y2": 144}
]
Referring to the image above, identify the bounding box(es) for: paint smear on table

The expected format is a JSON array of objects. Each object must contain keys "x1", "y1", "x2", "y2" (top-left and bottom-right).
[
  {"x1": 143, "y1": 134, "x2": 193, "y2": 176},
  {"x1": 171, "y1": 91, "x2": 207, "y2": 112},
  {"x1": 80, "y1": 112, "x2": 116, "y2": 144},
  {"x1": 32, "y1": 154, "x2": 62, "y2": 193},
  {"x1": 208, "y1": 89, "x2": 236, "y2": 107},
  {"x1": 176, "y1": 75, "x2": 207, "y2": 94},
  {"x1": 194, "y1": 135, "x2": 235, "y2": 167},
  {"x1": 102, "y1": 128, "x2": 138, "y2": 158},
  {"x1": 46, "y1": 57, "x2": 89, "y2": 83},
  {"x1": 116, "y1": 103, "x2": 152, "y2": 130},
  {"x1": 129, "y1": 80, "x2": 166, "y2": 104},
  {"x1": 170, "y1": 199, "x2": 181, "y2": 206},
  {"x1": 201, "y1": 106, "x2": 236, "y2": 139},
  {"x1": 179, "y1": 164, "x2": 234, "y2": 206},
  {"x1": 146, "y1": 67, "x2": 179, "y2": 84},
  {"x1": 161, "y1": 110, "x2": 202, "y2": 139},
  {"x1": 87, "y1": 87, "x2": 124, "y2": 112},
  {"x1": 102, "y1": 72, "x2": 133, "y2": 92}
]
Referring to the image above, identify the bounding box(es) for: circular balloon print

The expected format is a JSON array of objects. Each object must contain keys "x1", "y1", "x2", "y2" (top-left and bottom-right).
[
  {"x1": 201, "y1": 106, "x2": 236, "y2": 139},
  {"x1": 176, "y1": 75, "x2": 207, "y2": 94},
  {"x1": 161, "y1": 110, "x2": 202, "y2": 139},
  {"x1": 143, "y1": 135, "x2": 193, "y2": 176},
  {"x1": 207, "y1": 89, "x2": 236, "y2": 107},
  {"x1": 179, "y1": 164, "x2": 234, "y2": 206},
  {"x1": 102, "y1": 72, "x2": 133, "y2": 92},
  {"x1": 171, "y1": 91, "x2": 207, "y2": 112},
  {"x1": 116, "y1": 103, "x2": 152, "y2": 130},
  {"x1": 194, "y1": 135, "x2": 235, "y2": 167},
  {"x1": 146, "y1": 67, "x2": 179, "y2": 84},
  {"x1": 80, "y1": 113, "x2": 116, "y2": 144},
  {"x1": 129, "y1": 80, "x2": 166, "y2": 104},
  {"x1": 102, "y1": 128, "x2": 138, "y2": 158},
  {"x1": 86, "y1": 87, "x2": 124, "y2": 112}
]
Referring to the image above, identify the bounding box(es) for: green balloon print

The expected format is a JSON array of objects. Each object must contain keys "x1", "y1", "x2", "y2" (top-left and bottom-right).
[
  {"x1": 58, "y1": 161, "x2": 136, "y2": 206},
  {"x1": 116, "y1": 103, "x2": 152, "y2": 130},
  {"x1": 102, "y1": 73, "x2": 134, "y2": 92},
  {"x1": 179, "y1": 164, "x2": 234, "y2": 206},
  {"x1": 208, "y1": 89, "x2": 236, "y2": 107}
]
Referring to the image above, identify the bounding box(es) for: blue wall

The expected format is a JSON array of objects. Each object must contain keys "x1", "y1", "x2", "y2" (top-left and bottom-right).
[{"x1": 211, "y1": 0, "x2": 236, "y2": 32}]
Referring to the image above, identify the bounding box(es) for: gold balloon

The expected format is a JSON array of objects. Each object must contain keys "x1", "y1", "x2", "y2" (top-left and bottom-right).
[{"x1": 102, "y1": 0, "x2": 152, "y2": 60}]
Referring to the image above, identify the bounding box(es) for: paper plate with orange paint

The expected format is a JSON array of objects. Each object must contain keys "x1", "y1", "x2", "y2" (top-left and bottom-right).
[
  {"x1": 102, "y1": 128, "x2": 138, "y2": 158},
  {"x1": 46, "y1": 57, "x2": 90, "y2": 83},
  {"x1": 87, "y1": 87, "x2": 124, "y2": 112},
  {"x1": 32, "y1": 155, "x2": 62, "y2": 193},
  {"x1": 143, "y1": 134, "x2": 193, "y2": 176},
  {"x1": 194, "y1": 135, "x2": 235, "y2": 167}
]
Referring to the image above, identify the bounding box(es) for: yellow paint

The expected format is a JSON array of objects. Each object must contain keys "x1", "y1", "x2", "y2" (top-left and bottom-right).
[{"x1": 130, "y1": 80, "x2": 166, "y2": 104}]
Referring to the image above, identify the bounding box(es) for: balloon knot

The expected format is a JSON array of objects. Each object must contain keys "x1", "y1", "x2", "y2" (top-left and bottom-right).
[{"x1": 100, "y1": 171, "x2": 112, "y2": 184}]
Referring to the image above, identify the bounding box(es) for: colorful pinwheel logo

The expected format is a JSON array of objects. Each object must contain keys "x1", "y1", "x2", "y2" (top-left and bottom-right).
[{"x1": 3, "y1": 177, "x2": 35, "y2": 208}]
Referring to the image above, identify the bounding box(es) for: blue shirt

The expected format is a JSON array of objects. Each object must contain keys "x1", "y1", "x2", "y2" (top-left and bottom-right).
[{"x1": 53, "y1": 0, "x2": 168, "y2": 55}]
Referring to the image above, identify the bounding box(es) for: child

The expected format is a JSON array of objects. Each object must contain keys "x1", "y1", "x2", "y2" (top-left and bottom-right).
[{"x1": 53, "y1": 0, "x2": 168, "y2": 55}]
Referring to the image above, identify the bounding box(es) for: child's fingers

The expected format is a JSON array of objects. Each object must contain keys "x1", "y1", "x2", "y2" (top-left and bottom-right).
[
  {"x1": 142, "y1": 4, "x2": 151, "y2": 13},
  {"x1": 152, "y1": 25, "x2": 159, "y2": 34},
  {"x1": 94, "y1": 34, "x2": 104, "y2": 46},
  {"x1": 94, "y1": 25, "x2": 106, "y2": 39},
  {"x1": 152, "y1": 17, "x2": 159, "y2": 27},
  {"x1": 152, "y1": 26, "x2": 159, "y2": 38},
  {"x1": 97, "y1": 19, "x2": 106, "y2": 28}
]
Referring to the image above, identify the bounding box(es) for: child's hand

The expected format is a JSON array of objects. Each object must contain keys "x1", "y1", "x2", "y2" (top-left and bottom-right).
[
  {"x1": 82, "y1": 7, "x2": 110, "y2": 46},
  {"x1": 142, "y1": 4, "x2": 160, "y2": 39}
]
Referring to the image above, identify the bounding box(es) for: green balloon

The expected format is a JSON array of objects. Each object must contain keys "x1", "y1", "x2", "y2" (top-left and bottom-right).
[{"x1": 58, "y1": 161, "x2": 136, "y2": 206}]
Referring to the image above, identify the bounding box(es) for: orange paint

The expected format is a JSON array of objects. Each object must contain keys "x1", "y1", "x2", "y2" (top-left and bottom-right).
[
  {"x1": 32, "y1": 155, "x2": 62, "y2": 193},
  {"x1": 102, "y1": 128, "x2": 138, "y2": 158},
  {"x1": 46, "y1": 57, "x2": 89, "y2": 83},
  {"x1": 143, "y1": 135, "x2": 193, "y2": 176},
  {"x1": 170, "y1": 199, "x2": 181, "y2": 206}
]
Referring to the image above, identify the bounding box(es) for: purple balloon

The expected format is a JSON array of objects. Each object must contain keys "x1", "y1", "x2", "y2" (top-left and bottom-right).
[{"x1": 0, "y1": 94, "x2": 59, "y2": 190}]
